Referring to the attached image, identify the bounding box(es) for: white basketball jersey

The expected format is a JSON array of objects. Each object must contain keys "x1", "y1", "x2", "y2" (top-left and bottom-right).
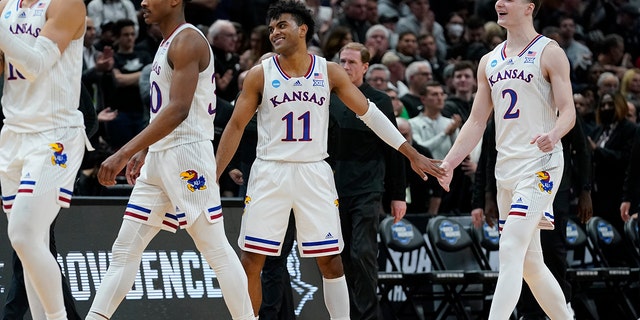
[
  {"x1": 485, "y1": 35, "x2": 563, "y2": 180},
  {"x1": 148, "y1": 24, "x2": 216, "y2": 152},
  {"x1": 257, "y1": 54, "x2": 331, "y2": 162},
  {"x1": 1, "y1": 0, "x2": 84, "y2": 132}
]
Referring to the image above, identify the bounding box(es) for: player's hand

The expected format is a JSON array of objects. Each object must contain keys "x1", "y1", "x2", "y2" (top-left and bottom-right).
[
  {"x1": 577, "y1": 190, "x2": 593, "y2": 223},
  {"x1": 409, "y1": 154, "x2": 443, "y2": 181},
  {"x1": 471, "y1": 208, "x2": 484, "y2": 228},
  {"x1": 437, "y1": 160, "x2": 453, "y2": 192},
  {"x1": 484, "y1": 192, "x2": 498, "y2": 227},
  {"x1": 228, "y1": 169, "x2": 244, "y2": 185},
  {"x1": 530, "y1": 132, "x2": 558, "y2": 153},
  {"x1": 621, "y1": 201, "x2": 632, "y2": 222},
  {"x1": 98, "y1": 151, "x2": 130, "y2": 186},
  {"x1": 125, "y1": 149, "x2": 147, "y2": 185},
  {"x1": 390, "y1": 200, "x2": 407, "y2": 223}
]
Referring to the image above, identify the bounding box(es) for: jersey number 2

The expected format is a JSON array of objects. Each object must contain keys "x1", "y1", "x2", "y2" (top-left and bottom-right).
[
  {"x1": 502, "y1": 89, "x2": 520, "y2": 119},
  {"x1": 282, "y1": 111, "x2": 312, "y2": 141}
]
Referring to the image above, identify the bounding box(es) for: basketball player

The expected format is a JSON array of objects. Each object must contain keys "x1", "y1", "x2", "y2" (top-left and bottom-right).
[
  {"x1": 86, "y1": 0, "x2": 253, "y2": 319},
  {"x1": 0, "y1": 0, "x2": 88, "y2": 319},
  {"x1": 215, "y1": 1, "x2": 444, "y2": 318},
  {"x1": 438, "y1": 0, "x2": 575, "y2": 319}
]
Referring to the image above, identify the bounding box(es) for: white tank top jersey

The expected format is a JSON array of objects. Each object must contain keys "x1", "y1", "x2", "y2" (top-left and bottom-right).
[
  {"x1": 148, "y1": 23, "x2": 216, "y2": 152},
  {"x1": 1, "y1": 0, "x2": 84, "y2": 133},
  {"x1": 257, "y1": 54, "x2": 331, "y2": 162},
  {"x1": 485, "y1": 35, "x2": 563, "y2": 181}
]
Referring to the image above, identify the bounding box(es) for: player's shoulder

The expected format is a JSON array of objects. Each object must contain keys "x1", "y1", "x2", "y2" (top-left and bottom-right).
[{"x1": 243, "y1": 63, "x2": 266, "y2": 91}]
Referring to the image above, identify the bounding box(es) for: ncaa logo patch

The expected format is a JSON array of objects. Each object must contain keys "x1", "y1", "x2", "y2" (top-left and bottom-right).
[
  {"x1": 272, "y1": 80, "x2": 281, "y2": 88},
  {"x1": 490, "y1": 60, "x2": 497, "y2": 68}
]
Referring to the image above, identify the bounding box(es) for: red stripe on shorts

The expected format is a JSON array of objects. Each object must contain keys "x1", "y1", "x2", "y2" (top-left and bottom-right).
[
  {"x1": 125, "y1": 211, "x2": 149, "y2": 221},
  {"x1": 303, "y1": 247, "x2": 340, "y2": 255},
  {"x1": 245, "y1": 243, "x2": 279, "y2": 253},
  {"x1": 210, "y1": 212, "x2": 223, "y2": 220},
  {"x1": 163, "y1": 220, "x2": 178, "y2": 230},
  {"x1": 509, "y1": 211, "x2": 526, "y2": 217},
  {"x1": 58, "y1": 196, "x2": 71, "y2": 203},
  {"x1": 17, "y1": 189, "x2": 33, "y2": 193}
]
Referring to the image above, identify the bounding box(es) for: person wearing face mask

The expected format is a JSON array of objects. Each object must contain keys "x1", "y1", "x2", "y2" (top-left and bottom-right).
[{"x1": 588, "y1": 92, "x2": 637, "y2": 234}]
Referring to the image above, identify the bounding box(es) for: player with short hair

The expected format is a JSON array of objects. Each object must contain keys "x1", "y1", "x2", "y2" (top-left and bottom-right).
[
  {"x1": 85, "y1": 0, "x2": 253, "y2": 319},
  {"x1": 438, "y1": 0, "x2": 576, "y2": 319},
  {"x1": 215, "y1": 1, "x2": 443, "y2": 319}
]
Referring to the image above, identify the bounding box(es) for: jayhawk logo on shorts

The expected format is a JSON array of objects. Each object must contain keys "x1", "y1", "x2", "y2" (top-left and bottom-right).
[
  {"x1": 49, "y1": 142, "x2": 67, "y2": 168},
  {"x1": 334, "y1": 199, "x2": 339, "y2": 208},
  {"x1": 536, "y1": 171, "x2": 553, "y2": 194},
  {"x1": 180, "y1": 170, "x2": 207, "y2": 192}
]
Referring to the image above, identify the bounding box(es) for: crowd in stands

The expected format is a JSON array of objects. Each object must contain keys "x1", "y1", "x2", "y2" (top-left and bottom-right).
[{"x1": 76, "y1": 0, "x2": 640, "y2": 232}]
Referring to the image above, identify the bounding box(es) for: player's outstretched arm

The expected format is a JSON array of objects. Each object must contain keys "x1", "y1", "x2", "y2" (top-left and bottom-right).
[
  {"x1": 0, "y1": 0, "x2": 85, "y2": 81},
  {"x1": 215, "y1": 65, "x2": 263, "y2": 181},
  {"x1": 328, "y1": 62, "x2": 444, "y2": 180},
  {"x1": 440, "y1": 55, "x2": 493, "y2": 191}
]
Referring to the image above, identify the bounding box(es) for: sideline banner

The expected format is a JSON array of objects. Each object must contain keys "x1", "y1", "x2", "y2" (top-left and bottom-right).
[{"x1": 0, "y1": 197, "x2": 327, "y2": 319}]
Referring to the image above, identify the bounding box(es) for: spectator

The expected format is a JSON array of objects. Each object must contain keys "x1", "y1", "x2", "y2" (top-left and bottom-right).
[
  {"x1": 239, "y1": 25, "x2": 272, "y2": 72},
  {"x1": 397, "y1": 117, "x2": 437, "y2": 213},
  {"x1": 409, "y1": 81, "x2": 461, "y2": 213},
  {"x1": 396, "y1": 0, "x2": 447, "y2": 60},
  {"x1": 394, "y1": 31, "x2": 422, "y2": 66},
  {"x1": 621, "y1": 68, "x2": 640, "y2": 106},
  {"x1": 400, "y1": 60, "x2": 433, "y2": 117},
  {"x1": 558, "y1": 14, "x2": 593, "y2": 73},
  {"x1": 381, "y1": 51, "x2": 409, "y2": 96},
  {"x1": 208, "y1": 19, "x2": 241, "y2": 102},
  {"x1": 588, "y1": 91, "x2": 637, "y2": 234},
  {"x1": 105, "y1": 19, "x2": 152, "y2": 150},
  {"x1": 385, "y1": 86, "x2": 409, "y2": 119},
  {"x1": 443, "y1": 60, "x2": 476, "y2": 124},
  {"x1": 365, "y1": 0, "x2": 378, "y2": 25},
  {"x1": 82, "y1": 16, "x2": 114, "y2": 111},
  {"x1": 86, "y1": 0, "x2": 138, "y2": 36},
  {"x1": 418, "y1": 33, "x2": 448, "y2": 84},
  {"x1": 596, "y1": 71, "x2": 620, "y2": 98},
  {"x1": 364, "y1": 24, "x2": 391, "y2": 65},
  {"x1": 331, "y1": 0, "x2": 370, "y2": 43},
  {"x1": 597, "y1": 33, "x2": 632, "y2": 78},
  {"x1": 322, "y1": 26, "x2": 353, "y2": 62},
  {"x1": 365, "y1": 63, "x2": 391, "y2": 91}
]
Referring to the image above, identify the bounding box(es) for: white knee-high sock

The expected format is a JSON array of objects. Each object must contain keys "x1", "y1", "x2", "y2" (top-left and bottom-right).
[
  {"x1": 187, "y1": 215, "x2": 254, "y2": 320},
  {"x1": 523, "y1": 250, "x2": 571, "y2": 320},
  {"x1": 88, "y1": 220, "x2": 159, "y2": 318},
  {"x1": 323, "y1": 276, "x2": 350, "y2": 320},
  {"x1": 8, "y1": 192, "x2": 65, "y2": 319}
]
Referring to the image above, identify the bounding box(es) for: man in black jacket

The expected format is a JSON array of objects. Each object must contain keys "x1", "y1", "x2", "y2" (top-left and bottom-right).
[{"x1": 328, "y1": 42, "x2": 406, "y2": 320}]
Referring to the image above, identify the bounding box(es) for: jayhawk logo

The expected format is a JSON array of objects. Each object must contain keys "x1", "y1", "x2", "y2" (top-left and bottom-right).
[
  {"x1": 49, "y1": 142, "x2": 67, "y2": 168},
  {"x1": 180, "y1": 170, "x2": 207, "y2": 192},
  {"x1": 334, "y1": 199, "x2": 339, "y2": 208},
  {"x1": 536, "y1": 171, "x2": 553, "y2": 194}
]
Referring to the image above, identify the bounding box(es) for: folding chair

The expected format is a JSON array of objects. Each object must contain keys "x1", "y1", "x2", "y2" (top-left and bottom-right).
[
  {"x1": 624, "y1": 217, "x2": 640, "y2": 266},
  {"x1": 470, "y1": 221, "x2": 500, "y2": 270},
  {"x1": 584, "y1": 216, "x2": 639, "y2": 319},
  {"x1": 425, "y1": 216, "x2": 500, "y2": 319},
  {"x1": 378, "y1": 216, "x2": 471, "y2": 320}
]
